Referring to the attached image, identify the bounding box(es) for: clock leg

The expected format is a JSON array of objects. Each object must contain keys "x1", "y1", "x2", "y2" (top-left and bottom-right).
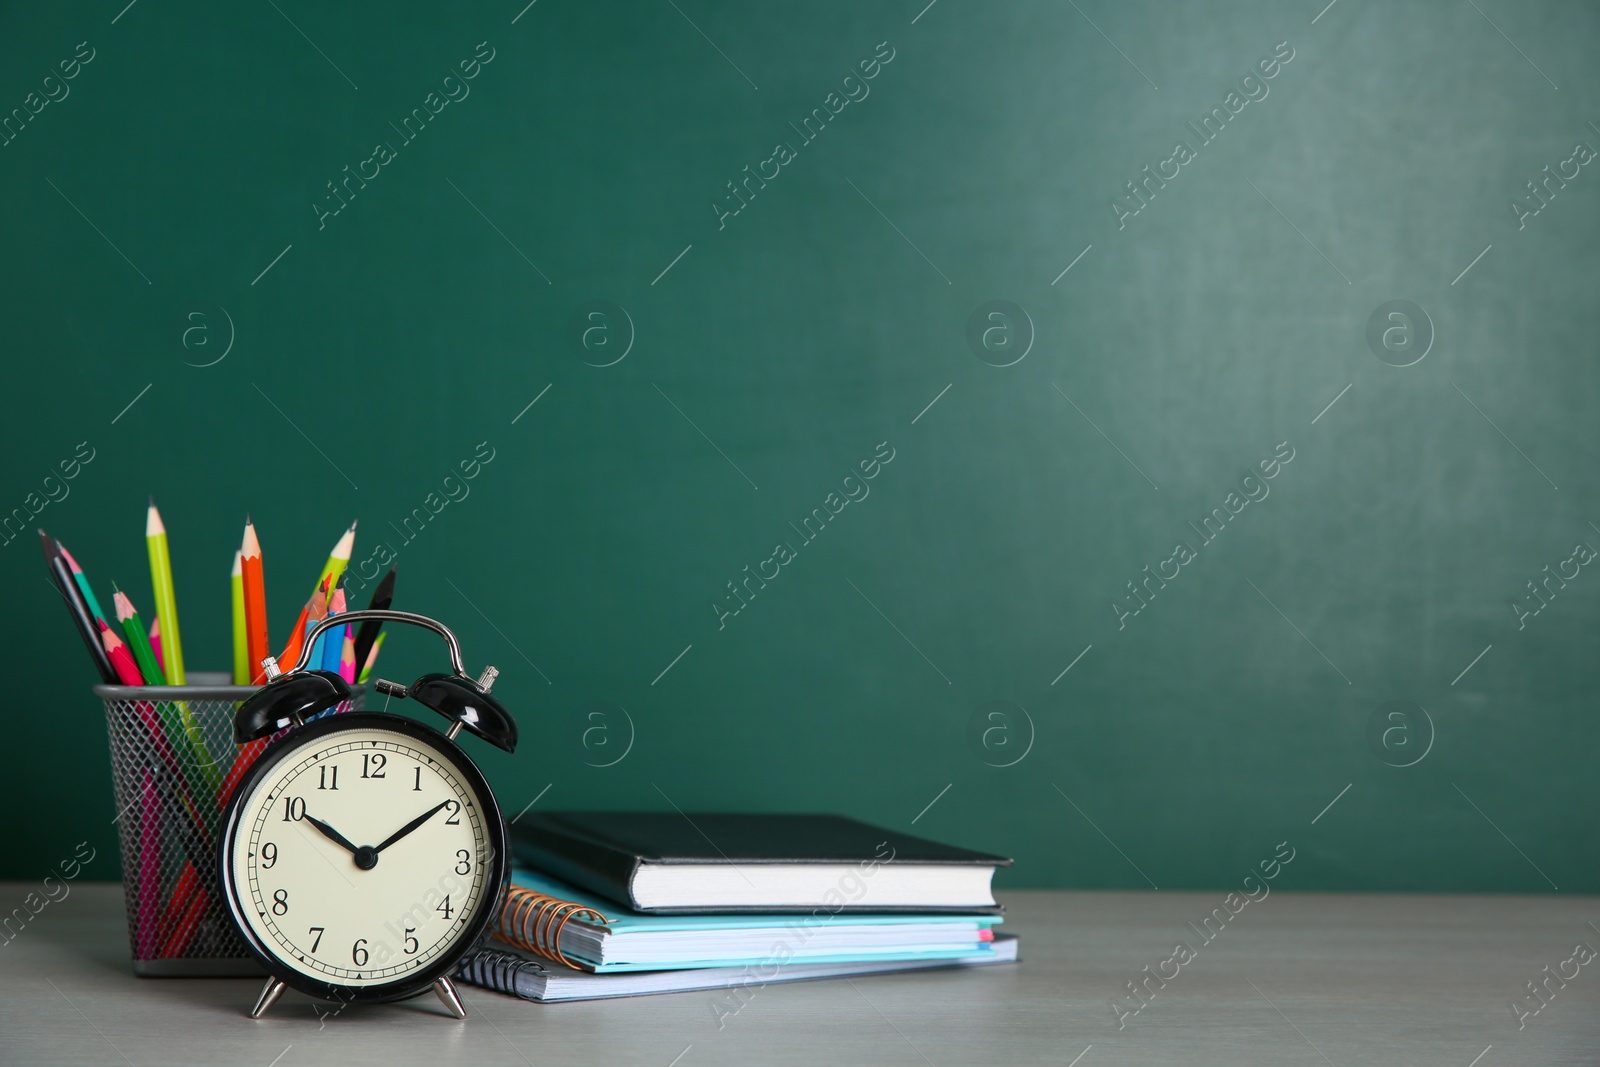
[
  {"x1": 249, "y1": 977, "x2": 287, "y2": 1019},
  {"x1": 432, "y1": 975, "x2": 468, "y2": 1019}
]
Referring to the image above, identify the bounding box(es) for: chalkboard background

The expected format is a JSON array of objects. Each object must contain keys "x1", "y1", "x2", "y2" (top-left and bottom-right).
[{"x1": 1, "y1": 0, "x2": 1596, "y2": 893}]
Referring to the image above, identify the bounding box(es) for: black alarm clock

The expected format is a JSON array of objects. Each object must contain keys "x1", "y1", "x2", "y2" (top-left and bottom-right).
[{"x1": 219, "y1": 610, "x2": 517, "y2": 1020}]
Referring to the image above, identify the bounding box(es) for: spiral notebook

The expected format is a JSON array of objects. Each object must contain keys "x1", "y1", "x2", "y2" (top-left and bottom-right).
[
  {"x1": 485, "y1": 870, "x2": 1003, "y2": 973},
  {"x1": 459, "y1": 935, "x2": 1019, "y2": 1003}
]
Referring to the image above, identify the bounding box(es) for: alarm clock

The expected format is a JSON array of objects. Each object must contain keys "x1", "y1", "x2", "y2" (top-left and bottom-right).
[{"x1": 219, "y1": 609, "x2": 517, "y2": 1020}]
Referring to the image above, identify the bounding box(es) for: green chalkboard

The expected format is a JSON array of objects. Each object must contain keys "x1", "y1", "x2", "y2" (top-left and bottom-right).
[{"x1": 2, "y1": 0, "x2": 1597, "y2": 895}]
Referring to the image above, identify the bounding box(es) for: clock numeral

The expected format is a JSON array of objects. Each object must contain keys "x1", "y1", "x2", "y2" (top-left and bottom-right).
[
  {"x1": 436, "y1": 895, "x2": 454, "y2": 920},
  {"x1": 281, "y1": 797, "x2": 306, "y2": 822},
  {"x1": 271, "y1": 889, "x2": 288, "y2": 916},
  {"x1": 404, "y1": 928, "x2": 418, "y2": 954},
  {"x1": 362, "y1": 753, "x2": 387, "y2": 779},
  {"x1": 455, "y1": 849, "x2": 471, "y2": 875},
  {"x1": 318, "y1": 765, "x2": 339, "y2": 790},
  {"x1": 444, "y1": 800, "x2": 461, "y2": 825},
  {"x1": 308, "y1": 926, "x2": 325, "y2": 952},
  {"x1": 260, "y1": 842, "x2": 277, "y2": 869},
  {"x1": 413, "y1": 767, "x2": 423, "y2": 791},
  {"x1": 352, "y1": 938, "x2": 369, "y2": 967}
]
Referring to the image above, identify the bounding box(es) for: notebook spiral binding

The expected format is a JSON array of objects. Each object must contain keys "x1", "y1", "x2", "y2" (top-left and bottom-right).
[
  {"x1": 492, "y1": 885, "x2": 610, "y2": 971},
  {"x1": 457, "y1": 948, "x2": 548, "y2": 996}
]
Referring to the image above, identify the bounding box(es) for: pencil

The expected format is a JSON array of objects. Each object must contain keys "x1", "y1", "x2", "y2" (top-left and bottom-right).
[
  {"x1": 161, "y1": 885, "x2": 208, "y2": 959},
  {"x1": 106, "y1": 628, "x2": 200, "y2": 813},
  {"x1": 102, "y1": 621, "x2": 208, "y2": 840},
  {"x1": 136, "y1": 768, "x2": 159, "y2": 957},
  {"x1": 112, "y1": 588, "x2": 215, "y2": 802},
  {"x1": 339, "y1": 632, "x2": 357, "y2": 684},
  {"x1": 134, "y1": 617, "x2": 217, "y2": 793},
  {"x1": 158, "y1": 863, "x2": 199, "y2": 954},
  {"x1": 317, "y1": 520, "x2": 356, "y2": 603},
  {"x1": 240, "y1": 517, "x2": 269, "y2": 684},
  {"x1": 324, "y1": 630, "x2": 357, "y2": 720},
  {"x1": 297, "y1": 583, "x2": 329, "y2": 668},
  {"x1": 99, "y1": 619, "x2": 145, "y2": 686},
  {"x1": 41, "y1": 530, "x2": 116, "y2": 683},
  {"x1": 351, "y1": 565, "x2": 396, "y2": 669},
  {"x1": 276, "y1": 522, "x2": 355, "y2": 667},
  {"x1": 146, "y1": 499, "x2": 185, "y2": 684},
  {"x1": 144, "y1": 504, "x2": 213, "y2": 788},
  {"x1": 222, "y1": 548, "x2": 307, "y2": 807},
  {"x1": 317, "y1": 585, "x2": 347, "y2": 675},
  {"x1": 357, "y1": 632, "x2": 386, "y2": 683},
  {"x1": 276, "y1": 574, "x2": 330, "y2": 675},
  {"x1": 113, "y1": 587, "x2": 165, "y2": 687},
  {"x1": 57, "y1": 541, "x2": 109, "y2": 626},
  {"x1": 231, "y1": 551, "x2": 248, "y2": 686}
]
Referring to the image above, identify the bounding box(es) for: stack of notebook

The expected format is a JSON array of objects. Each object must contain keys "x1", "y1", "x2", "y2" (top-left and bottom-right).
[{"x1": 458, "y1": 812, "x2": 1016, "y2": 1003}]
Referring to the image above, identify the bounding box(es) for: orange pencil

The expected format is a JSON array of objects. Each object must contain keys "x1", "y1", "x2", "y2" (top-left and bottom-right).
[
  {"x1": 240, "y1": 517, "x2": 269, "y2": 684},
  {"x1": 276, "y1": 576, "x2": 330, "y2": 674},
  {"x1": 220, "y1": 578, "x2": 303, "y2": 807}
]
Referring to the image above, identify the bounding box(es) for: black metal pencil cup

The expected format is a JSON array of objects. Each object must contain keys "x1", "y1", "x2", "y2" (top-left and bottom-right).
[{"x1": 95, "y1": 671, "x2": 365, "y2": 976}]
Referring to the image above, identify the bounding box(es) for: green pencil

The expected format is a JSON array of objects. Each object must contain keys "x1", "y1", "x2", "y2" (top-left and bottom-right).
[
  {"x1": 112, "y1": 585, "x2": 164, "y2": 685},
  {"x1": 115, "y1": 585, "x2": 219, "y2": 791},
  {"x1": 57, "y1": 541, "x2": 109, "y2": 625}
]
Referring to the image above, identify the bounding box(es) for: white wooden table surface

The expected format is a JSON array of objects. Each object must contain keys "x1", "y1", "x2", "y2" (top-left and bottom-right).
[{"x1": 1, "y1": 883, "x2": 1595, "y2": 1066}]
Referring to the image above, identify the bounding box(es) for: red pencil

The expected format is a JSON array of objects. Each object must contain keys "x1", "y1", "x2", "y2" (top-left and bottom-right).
[
  {"x1": 99, "y1": 620, "x2": 145, "y2": 686},
  {"x1": 161, "y1": 886, "x2": 208, "y2": 958},
  {"x1": 158, "y1": 863, "x2": 198, "y2": 949}
]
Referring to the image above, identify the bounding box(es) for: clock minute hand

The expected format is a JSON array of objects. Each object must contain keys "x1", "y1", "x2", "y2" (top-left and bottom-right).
[
  {"x1": 303, "y1": 813, "x2": 360, "y2": 856},
  {"x1": 373, "y1": 800, "x2": 452, "y2": 854}
]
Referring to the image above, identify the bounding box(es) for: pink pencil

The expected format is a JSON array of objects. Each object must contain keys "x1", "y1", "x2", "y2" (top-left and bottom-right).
[
  {"x1": 136, "y1": 768, "x2": 159, "y2": 958},
  {"x1": 339, "y1": 632, "x2": 357, "y2": 684},
  {"x1": 149, "y1": 617, "x2": 165, "y2": 675}
]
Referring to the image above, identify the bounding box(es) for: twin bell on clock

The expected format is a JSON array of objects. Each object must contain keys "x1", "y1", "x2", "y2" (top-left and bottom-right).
[{"x1": 220, "y1": 609, "x2": 518, "y2": 1021}]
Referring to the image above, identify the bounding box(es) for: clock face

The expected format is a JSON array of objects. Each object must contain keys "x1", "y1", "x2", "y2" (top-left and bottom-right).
[{"x1": 224, "y1": 717, "x2": 503, "y2": 992}]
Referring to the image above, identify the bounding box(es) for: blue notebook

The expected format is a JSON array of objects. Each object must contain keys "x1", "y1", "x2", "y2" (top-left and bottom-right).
[{"x1": 494, "y1": 869, "x2": 1002, "y2": 973}]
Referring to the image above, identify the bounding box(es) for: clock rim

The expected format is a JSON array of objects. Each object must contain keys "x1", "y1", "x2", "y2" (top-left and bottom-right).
[{"x1": 218, "y1": 711, "x2": 510, "y2": 1005}]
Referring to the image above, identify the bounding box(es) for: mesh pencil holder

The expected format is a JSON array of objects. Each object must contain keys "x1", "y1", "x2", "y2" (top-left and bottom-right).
[{"x1": 95, "y1": 671, "x2": 365, "y2": 976}]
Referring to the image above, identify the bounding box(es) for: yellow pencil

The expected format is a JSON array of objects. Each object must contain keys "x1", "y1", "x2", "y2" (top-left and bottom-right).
[
  {"x1": 316, "y1": 520, "x2": 357, "y2": 603},
  {"x1": 357, "y1": 631, "x2": 386, "y2": 683},
  {"x1": 146, "y1": 498, "x2": 185, "y2": 685},
  {"x1": 231, "y1": 550, "x2": 248, "y2": 685},
  {"x1": 147, "y1": 498, "x2": 214, "y2": 787}
]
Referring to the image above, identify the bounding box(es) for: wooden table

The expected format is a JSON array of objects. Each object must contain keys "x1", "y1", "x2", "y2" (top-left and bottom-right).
[{"x1": 1, "y1": 883, "x2": 1594, "y2": 1065}]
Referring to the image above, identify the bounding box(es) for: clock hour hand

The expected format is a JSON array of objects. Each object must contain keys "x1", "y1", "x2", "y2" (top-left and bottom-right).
[
  {"x1": 373, "y1": 800, "x2": 452, "y2": 855},
  {"x1": 302, "y1": 813, "x2": 360, "y2": 856}
]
